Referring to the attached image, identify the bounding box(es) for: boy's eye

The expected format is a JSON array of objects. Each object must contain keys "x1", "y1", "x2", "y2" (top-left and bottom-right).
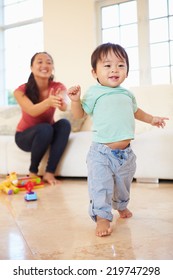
[
  {"x1": 104, "y1": 64, "x2": 111, "y2": 68},
  {"x1": 118, "y1": 64, "x2": 125, "y2": 68}
]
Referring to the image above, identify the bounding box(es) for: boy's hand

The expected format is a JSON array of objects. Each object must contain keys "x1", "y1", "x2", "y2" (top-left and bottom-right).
[
  {"x1": 151, "y1": 117, "x2": 169, "y2": 128},
  {"x1": 67, "y1": 85, "x2": 81, "y2": 102}
]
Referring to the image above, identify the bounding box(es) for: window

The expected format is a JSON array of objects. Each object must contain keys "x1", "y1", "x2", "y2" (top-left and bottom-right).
[
  {"x1": 149, "y1": 0, "x2": 173, "y2": 84},
  {"x1": 96, "y1": 0, "x2": 173, "y2": 86},
  {"x1": 0, "y1": 0, "x2": 43, "y2": 105},
  {"x1": 101, "y1": 1, "x2": 138, "y2": 87}
]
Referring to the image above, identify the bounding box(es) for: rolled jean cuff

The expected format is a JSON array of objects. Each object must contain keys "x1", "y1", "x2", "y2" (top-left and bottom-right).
[
  {"x1": 112, "y1": 199, "x2": 130, "y2": 211},
  {"x1": 90, "y1": 209, "x2": 113, "y2": 222}
]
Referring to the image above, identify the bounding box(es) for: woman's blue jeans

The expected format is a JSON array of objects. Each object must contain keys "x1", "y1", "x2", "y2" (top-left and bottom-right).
[{"x1": 15, "y1": 119, "x2": 71, "y2": 174}]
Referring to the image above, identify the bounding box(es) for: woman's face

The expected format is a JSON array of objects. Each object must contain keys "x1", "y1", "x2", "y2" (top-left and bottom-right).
[{"x1": 31, "y1": 53, "x2": 54, "y2": 80}]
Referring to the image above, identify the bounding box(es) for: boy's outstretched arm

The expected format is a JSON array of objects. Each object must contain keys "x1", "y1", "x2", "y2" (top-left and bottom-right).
[
  {"x1": 134, "y1": 108, "x2": 169, "y2": 128},
  {"x1": 67, "y1": 85, "x2": 86, "y2": 119}
]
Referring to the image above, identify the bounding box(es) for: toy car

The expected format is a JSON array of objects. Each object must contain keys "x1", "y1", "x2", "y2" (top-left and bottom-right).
[
  {"x1": 24, "y1": 191, "x2": 38, "y2": 201},
  {"x1": 24, "y1": 181, "x2": 38, "y2": 201}
]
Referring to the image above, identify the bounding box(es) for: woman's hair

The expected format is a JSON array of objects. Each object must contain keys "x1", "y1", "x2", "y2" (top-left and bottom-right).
[
  {"x1": 91, "y1": 42, "x2": 129, "y2": 75},
  {"x1": 25, "y1": 52, "x2": 54, "y2": 104}
]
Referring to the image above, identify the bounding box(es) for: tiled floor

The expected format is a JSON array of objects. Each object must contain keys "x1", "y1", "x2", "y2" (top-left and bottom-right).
[{"x1": 0, "y1": 178, "x2": 173, "y2": 260}]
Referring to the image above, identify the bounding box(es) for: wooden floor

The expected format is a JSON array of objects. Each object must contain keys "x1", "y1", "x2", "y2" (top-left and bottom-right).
[{"x1": 0, "y1": 178, "x2": 173, "y2": 260}]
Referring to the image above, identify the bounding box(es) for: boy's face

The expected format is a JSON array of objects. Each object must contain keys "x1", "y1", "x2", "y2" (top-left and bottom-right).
[{"x1": 92, "y1": 50, "x2": 128, "y2": 87}]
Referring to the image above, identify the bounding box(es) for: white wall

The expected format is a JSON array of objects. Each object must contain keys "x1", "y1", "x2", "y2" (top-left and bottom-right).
[{"x1": 43, "y1": 0, "x2": 97, "y2": 93}]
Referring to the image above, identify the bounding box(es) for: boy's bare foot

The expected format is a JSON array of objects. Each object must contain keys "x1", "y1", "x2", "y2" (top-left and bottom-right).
[
  {"x1": 43, "y1": 172, "x2": 61, "y2": 185},
  {"x1": 96, "y1": 216, "x2": 112, "y2": 237},
  {"x1": 118, "y1": 208, "x2": 132, "y2": 218}
]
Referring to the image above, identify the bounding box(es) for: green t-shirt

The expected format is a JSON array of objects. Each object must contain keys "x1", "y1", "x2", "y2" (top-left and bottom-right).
[{"x1": 82, "y1": 84, "x2": 138, "y2": 143}]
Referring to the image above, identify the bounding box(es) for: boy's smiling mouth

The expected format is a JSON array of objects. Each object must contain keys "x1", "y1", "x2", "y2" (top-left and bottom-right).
[{"x1": 109, "y1": 75, "x2": 119, "y2": 80}]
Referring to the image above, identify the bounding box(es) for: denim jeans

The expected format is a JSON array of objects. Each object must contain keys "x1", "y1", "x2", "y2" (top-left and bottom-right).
[
  {"x1": 86, "y1": 142, "x2": 136, "y2": 222},
  {"x1": 15, "y1": 119, "x2": 71, "y2": 174}
]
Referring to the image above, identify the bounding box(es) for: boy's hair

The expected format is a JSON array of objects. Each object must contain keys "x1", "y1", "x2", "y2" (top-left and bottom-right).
[{"x1": 91, "y1": 43, "x2": 129, "y2": 75}]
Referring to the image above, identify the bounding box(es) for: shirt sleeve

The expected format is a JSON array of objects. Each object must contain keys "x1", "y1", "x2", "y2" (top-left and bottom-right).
[
  {"x1": 131, "y1": 94, "x2": 138, "y2": 113},
  {"x1": 127, "y1": 89, "x2": 138, "y2": 113},
  {"x1": 15, "y1": 84, "x2": 26, "y2": 92},
  {"x1": 51, "y1": 81, "x2": 66, "y2": 91},
  {"x1": 81, "y1": 87, "x2": 97, "y2": 115}
]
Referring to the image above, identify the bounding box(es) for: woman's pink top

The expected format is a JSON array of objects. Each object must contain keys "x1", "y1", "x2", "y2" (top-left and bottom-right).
[{"x1": 15, "y1": 81, "x2": 66, "y2": 132}]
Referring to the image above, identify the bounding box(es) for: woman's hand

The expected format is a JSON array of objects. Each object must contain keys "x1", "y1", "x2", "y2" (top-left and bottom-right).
[{"x1": 48, "y1": 88, "x2": 67, "y2": 110}]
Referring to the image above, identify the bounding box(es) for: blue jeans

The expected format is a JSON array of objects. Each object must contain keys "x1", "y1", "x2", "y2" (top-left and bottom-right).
[
  {"x1": 86, "y1": 142, "x2": 136, "y2": 222},
  {"x1": 15, "y1": 119, "x2": 71, "y2": 174}
]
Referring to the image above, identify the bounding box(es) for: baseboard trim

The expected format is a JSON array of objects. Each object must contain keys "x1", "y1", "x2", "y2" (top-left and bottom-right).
[{"x1": 136, "y1": 178, "x2": 159, "y2": 184}]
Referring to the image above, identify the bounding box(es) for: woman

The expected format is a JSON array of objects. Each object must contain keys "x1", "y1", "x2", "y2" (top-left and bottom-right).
[{"x1": 14, "y1": 52, "x2": 71, "y2": 184}]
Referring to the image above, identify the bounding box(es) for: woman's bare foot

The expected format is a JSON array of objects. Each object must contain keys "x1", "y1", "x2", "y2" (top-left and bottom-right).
[
  {"x1": 118, "y1": 208, "x2": 132, "y2": 218},
  {"x1": 43, "y1": 172, "x2": 61, "y2": 185},
  {"x1": 96, "y1": 216, "x2": 112, "y2": 237},
  {"x1": 29, "y1": 172, "x2": 38, "y2": 178}
]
